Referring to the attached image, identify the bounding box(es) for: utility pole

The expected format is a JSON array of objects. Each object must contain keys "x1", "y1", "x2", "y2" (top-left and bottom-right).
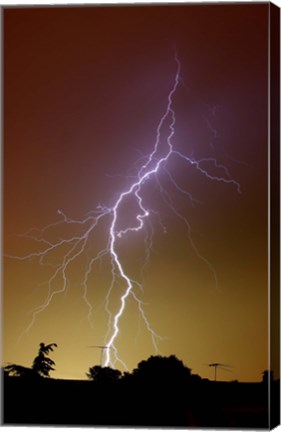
[{"x1": 209, "y1": 363, "x2": 232, "y2": 381}]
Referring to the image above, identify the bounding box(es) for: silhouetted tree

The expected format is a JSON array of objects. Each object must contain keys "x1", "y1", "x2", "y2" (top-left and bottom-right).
[
  {"x1": 32, "y1": 342, "x2": 58, "y2": 377},
  {"x1": 4, "y1": 342, "x2": 57, "y2": 378},
  {"x1": 191, "y1": 373, "x2": 203, "y2": 384},
  {"x1": 131, "y1": 355, "x2": 191, "y2": 386},
  {"x1": 86, "y1": 365, "x2": 121, "y2": 383},
  {"x1": 3, "y1": 364, "x2": 36, "y2": 378}
]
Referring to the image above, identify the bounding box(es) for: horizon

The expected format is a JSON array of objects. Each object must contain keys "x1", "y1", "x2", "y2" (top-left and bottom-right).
[{"x1": 3, "y1": 351, "x2": 272, "y2": 383}]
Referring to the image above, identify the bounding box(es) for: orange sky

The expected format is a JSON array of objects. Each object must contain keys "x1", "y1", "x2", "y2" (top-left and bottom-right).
[{"x1": 3, "y1": 3, "x2": 273, "y2": 382}]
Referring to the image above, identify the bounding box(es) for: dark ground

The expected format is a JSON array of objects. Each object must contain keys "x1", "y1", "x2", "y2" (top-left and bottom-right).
[{"x1": 2, "y1": 375, "x2": 279, "y2": 428}]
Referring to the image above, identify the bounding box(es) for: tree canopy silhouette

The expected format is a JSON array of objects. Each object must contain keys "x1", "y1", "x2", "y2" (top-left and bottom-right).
[
  {"x1": 32, "y1": 343, "x2": 58, "y2": 377},
  {"x1": 4, "y1": 342, "x2": 58, "y2": 378},
  {"x1": 131, "y1": 355, "x2": 191, "y2": 386},
  {"x1": 86, "y1": 365, "x2": 121, "y2": 383},
  {"x1": 3, "y1": 364, "x2": 37, "y2": 378}
]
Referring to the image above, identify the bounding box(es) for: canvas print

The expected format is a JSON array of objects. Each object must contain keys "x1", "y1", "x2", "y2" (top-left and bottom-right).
[{"x1": 2, "y1": 2, "x2": 280, "y2": 429}]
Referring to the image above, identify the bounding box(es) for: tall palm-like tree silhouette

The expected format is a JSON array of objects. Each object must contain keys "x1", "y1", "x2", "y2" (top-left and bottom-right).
[
  {"x1": 32, "y1": 343, "x2": 58, "y2": 377},
  {"x1": 4, "y1": 342, "x2": 58, "y2": 378}
]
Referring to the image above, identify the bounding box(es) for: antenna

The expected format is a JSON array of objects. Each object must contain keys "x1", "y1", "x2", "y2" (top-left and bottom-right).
[
  {"x1": 88, "y1": 345, "x2": 111, "y2": 367},
  {"x1": 208, "y1": 363, "x2": 232, "y2": 381}
]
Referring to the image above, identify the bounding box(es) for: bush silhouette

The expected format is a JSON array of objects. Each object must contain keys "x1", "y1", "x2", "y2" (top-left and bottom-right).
[
  {"x1": 131, "y1": 354, "x2": 191, "y2": 386},
  {"x1": 86, "y1": 365, "x2": 121, "y2": 383}
]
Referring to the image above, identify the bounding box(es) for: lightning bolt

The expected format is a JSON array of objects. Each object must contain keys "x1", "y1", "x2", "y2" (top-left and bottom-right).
[{"x1": 5, "y1": 52, "x2": 240, "y2": 369}]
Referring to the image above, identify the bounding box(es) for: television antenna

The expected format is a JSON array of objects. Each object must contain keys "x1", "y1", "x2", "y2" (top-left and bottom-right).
[
  {"x1": 208, "y1": 363, "x2": 232, "y2": 381},
  {"x1": 87, "y1": 345, "x2": 111, "y2": 367}
]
